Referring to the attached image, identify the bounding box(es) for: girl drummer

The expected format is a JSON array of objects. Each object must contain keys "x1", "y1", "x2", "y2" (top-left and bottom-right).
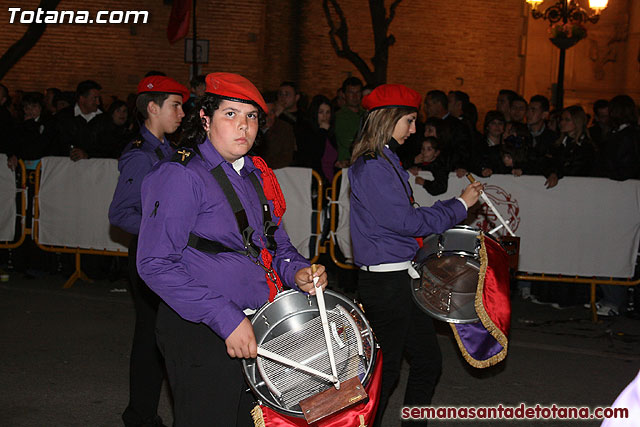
[
  {"x1": 136, "y1": 72, "x2": 328, "y2": 426},
  {"x1": 349, "y1": 84, "x2": 482, "y2": 426}
]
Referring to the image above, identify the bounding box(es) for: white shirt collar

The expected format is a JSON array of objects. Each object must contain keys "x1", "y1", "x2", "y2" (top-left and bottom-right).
[
  {"x1": 487, "y1": 136, "x2": 500, "y2": 147},
  {"x1": 529, "y1": 123, "x2": 546, "y2": 138},
  {"x1": 232, "y1": 157, "x2": 245, "y2": 175},
  {"x1": 74, "y1": 103, "x2": 101, "y2": 122}
]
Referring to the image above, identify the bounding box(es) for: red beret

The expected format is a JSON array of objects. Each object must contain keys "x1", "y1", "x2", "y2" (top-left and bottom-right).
[
  {"x1": 137, "y1": 76, "x2": 189, "y2": 103},
  {"x1": 362, "y1": 84, "x2": 422, "y2": 112},
  {"x1": 205, "y1": 72, "x2": 268, "y2": 114}
]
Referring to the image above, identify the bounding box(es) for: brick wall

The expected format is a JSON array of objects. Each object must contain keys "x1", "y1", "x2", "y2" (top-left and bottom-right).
[
  {"x1": 298, "y1": 0, "x2": 527, "y2": 124},
  {"x1": 263, "y1": 0, "x2": 301, "y2": 92},
  {"x1": 1, "y1": 0, "x2": 635, "y2": 122},
  {"x1": 0, "y1": 0, "x2": 268, "y2": 102}
]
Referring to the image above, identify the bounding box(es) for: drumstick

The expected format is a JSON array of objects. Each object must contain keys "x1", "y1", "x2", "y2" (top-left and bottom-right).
[
  {"x1": 466, "y1": 174, "x2": 515, "y2": 237},
  {"x1": 257, "y1": 347, "x2": 338, "y2": 384},
  {"x1": 313, "y1": 264, "x2": 341, "y2": 390}
]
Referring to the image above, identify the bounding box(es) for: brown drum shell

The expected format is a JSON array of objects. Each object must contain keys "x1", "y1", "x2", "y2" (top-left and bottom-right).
[{"x1": 412, "y1": 226, "x2": 483, "y2": 324}]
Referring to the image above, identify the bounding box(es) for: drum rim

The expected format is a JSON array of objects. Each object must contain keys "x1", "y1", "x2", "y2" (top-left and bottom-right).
[
  {"x1": 424, "y1": 250, "x2": 480, "y2": 260},
  {"x1": 241, "y1": 289, "x2": 378, "y2": 418},
  {"x1": 447, "y1": 224, "x2": 481, "y2": 232}
]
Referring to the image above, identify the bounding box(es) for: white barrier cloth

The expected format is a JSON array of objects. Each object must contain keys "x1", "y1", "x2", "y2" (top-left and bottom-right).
[
  {"x1": 335, "y1": 168, "x2": 353, "y2": 261},
  {"x1": 274, "y1": 167, "x2": 313, "y2": 259},
  {"x1": 337, "y1": 171, "x2": 640, "y2": 277},
  {"x1": 0, "y1": 154, "x2": 17, "y2": 241},
  {"x1": 37, "y1": 157, "x2": 127, "y2": 252}
]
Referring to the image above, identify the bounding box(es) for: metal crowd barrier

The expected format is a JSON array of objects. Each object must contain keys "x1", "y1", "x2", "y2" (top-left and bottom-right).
[
  {"x1": 325, "y1": 170, "x2": 639, "y2": 321},
  {"x1": 20, "y1": 162, "x2": 323, "y2": 288},
  {"x1": 0, "y1": 159, "x2": 27, "y2": 250},
  {"x1": 4, "y1": 159, "x2": 638, "y2": 322},
  {"x1": 309, "y1": 170, "x2": 324, "y2": 265},
  {"x1": 32, "y1": 161, "x2": 127, "y2": 289},
  {"x1": 515, "y1": 274, "x2": 640, "y2": 322},
  {"x1": 325, "y1": 170, "x2": 357, "y2": 270}
]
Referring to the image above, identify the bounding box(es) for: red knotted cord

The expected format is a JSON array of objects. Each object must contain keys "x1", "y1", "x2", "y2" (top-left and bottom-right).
[
  {"x1": 261, "y1": 248, "x2": 284, "y2": 302},
  {"x1": 251, "y1": 156, "x2": 287, "y2": 301},
  {"x1": 251, "y1": 156, "x2": 286, "y2": 224}
]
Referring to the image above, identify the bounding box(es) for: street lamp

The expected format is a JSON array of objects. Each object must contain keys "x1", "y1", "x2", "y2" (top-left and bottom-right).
[{"x1": 525, "y1": 0, "x2": 609, "y2": 109}]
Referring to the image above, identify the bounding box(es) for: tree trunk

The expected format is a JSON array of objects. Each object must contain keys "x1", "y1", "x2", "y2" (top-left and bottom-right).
[
  {"x1": 323, "y1": 0, "x2": 403, "y2": 87},
  {"x1": 0, "y1": 0, "x2": 62, "y2": 80}
]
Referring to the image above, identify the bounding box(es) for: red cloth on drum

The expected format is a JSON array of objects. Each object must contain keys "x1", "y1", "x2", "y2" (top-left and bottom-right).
[
  {"x1": 482, "y1": 236, "x2": 511, "y2": 336},
  {"x1": 450, "y1": 234, "x2": 511, "y2": 368},
  {"x1": 252, "y1": 351, "x2": 383, "y2": 427}
]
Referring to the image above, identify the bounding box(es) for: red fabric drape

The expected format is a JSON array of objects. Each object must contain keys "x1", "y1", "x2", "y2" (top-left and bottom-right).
[
  {"x1": 482, "y1": 236, "x2": 511, "y2": 336},
  {"x1": 167, "y1": 0, "x2": 192, "y2": 44},
  {"x1": 258, "y1": 352, "x2": 383, "y2": 426}
]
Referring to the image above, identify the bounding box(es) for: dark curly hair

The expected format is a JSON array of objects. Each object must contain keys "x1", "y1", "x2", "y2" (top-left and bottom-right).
[{"x1": 180, "y1": 93, "x2": 267, "y2": 149}]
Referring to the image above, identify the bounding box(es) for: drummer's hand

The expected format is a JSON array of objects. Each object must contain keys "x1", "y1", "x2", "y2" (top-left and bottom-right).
[
  {"x1": 225, "y1": 318, "x2": 257, "y2": 359},
  {"x1": 296, "y1": 264, "x2": 328, "y2": 295},
  {"x1": 460, "y1": 182, "x2": 483, "y2": 208}
]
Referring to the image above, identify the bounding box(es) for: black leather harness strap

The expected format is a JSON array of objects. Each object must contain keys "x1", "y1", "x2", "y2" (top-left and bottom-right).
[
  {"x1": 187, "y1": 163, "x2": 278, "y2": 258},
  {"x1": 154, "y1": 147, "x2": 165, "y2": 160}
]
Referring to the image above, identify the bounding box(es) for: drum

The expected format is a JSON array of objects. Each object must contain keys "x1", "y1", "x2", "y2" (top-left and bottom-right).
[
  {"x1": 411, "y1": 225, "x2": 484, "y2": 324},
  {"x1": 242, "y1": 289, "x2": 378, "y2": 419}
]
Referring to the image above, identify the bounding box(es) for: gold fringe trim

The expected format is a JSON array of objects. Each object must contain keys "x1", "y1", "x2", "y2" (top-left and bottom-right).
[
  {"x1": 450, "y1": 233, "x2": 509, "y2": 369},
  {"x1": 251, "y1": 405, "x2": 266, "y2": 427}
]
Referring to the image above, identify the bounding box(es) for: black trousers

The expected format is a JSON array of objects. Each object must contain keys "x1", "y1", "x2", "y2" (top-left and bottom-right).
[
  {"x1": 358, "y1": 270, "x2": 442, "y2": 427},
  {"x1": 122, "y1": 236, "x2": 165, "y2": 427},
  {"x1": 156, "y1": 302, "x2": 255, "y2": 427}
]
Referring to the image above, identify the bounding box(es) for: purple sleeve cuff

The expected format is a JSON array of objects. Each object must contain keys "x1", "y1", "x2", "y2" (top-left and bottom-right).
[
  {"x1": 206, "y1": 301, "x2": 247, "y2": 340},
  {"x1": 282, "y1": 260, "x2": 308, "y2": 291}
]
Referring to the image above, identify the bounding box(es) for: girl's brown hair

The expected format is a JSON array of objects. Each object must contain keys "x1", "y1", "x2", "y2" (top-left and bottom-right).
[{"x1": 350, "y1": 107, "x2": 416, "y2": 163}]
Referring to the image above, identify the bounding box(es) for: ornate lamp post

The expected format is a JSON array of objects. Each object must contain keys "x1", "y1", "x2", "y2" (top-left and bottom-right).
[{"x1": 525, "y1": 0, "x2": 609, "y2": 109}]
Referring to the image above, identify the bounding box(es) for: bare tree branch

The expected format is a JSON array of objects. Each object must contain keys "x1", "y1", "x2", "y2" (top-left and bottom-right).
[
  {"x1": 387, "y1": 0, "x2": 403, "y2": 28},
  {"x1": 323, "y1": 0, "x2": 374, "y2": 84},
  {"x1": 0, "y1": 0, "x2": 62, "y2": 79},
  {"x1": 323, "y1": 0, "x2": 404, "y2": 86}
]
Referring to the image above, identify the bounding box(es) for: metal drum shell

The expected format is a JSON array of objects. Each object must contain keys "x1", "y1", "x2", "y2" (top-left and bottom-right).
[
  {"x1": 242, "y1": 289, "x2": 378, "y2": 418},
  {"x1": 412, "y1": 226, "x2": 483, "y2": 324}
]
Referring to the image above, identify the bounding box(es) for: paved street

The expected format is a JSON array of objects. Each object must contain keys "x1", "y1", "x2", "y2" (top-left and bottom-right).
[{"x1": 1, "y1": 271, "x2": 638, "y2": 426}]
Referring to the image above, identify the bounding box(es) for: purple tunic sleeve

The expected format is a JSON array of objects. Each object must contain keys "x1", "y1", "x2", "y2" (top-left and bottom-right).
[
  {"x1": 108, "y1": 150, "x2": 154, "y2": 234},
  {"x1": 349, "y1": 150, "x2": 467, "y2": 266},
  {"x1": 136, "y1": 163, "x2": 246, "y2": 340},
  {"x1": 351, "y1": 156, "x2": 466, "y2": 236}
]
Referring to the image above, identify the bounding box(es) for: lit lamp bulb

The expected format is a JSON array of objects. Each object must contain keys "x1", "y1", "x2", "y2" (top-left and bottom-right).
[
  {"x1": 526, "y1": 0, "x2": 544, "y2": 10},
  {"x1": 589, "y1": 0, "x2": 608, "y2": 14}
]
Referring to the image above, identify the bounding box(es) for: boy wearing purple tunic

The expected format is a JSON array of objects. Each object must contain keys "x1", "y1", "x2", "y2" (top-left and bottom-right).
[{"x1": 108, "y1": 75, "x2": 189, "y2": 427}]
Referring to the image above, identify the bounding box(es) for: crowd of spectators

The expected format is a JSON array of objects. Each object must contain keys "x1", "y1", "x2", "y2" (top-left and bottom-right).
[
  {"x1": 1, "y1": 74, "x2": 638, "y2": 314},
  {"x1": 2, "y1": 76, "x2": 638, "y2": 190}
]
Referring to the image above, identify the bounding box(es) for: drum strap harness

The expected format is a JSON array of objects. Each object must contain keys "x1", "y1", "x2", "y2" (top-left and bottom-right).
[
  {"x1": 154, "y1": 147, "x2": 165, "y2": 160},
  {"x1": 187, "y1": 155, "x2": 287, "y2": 302}
]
